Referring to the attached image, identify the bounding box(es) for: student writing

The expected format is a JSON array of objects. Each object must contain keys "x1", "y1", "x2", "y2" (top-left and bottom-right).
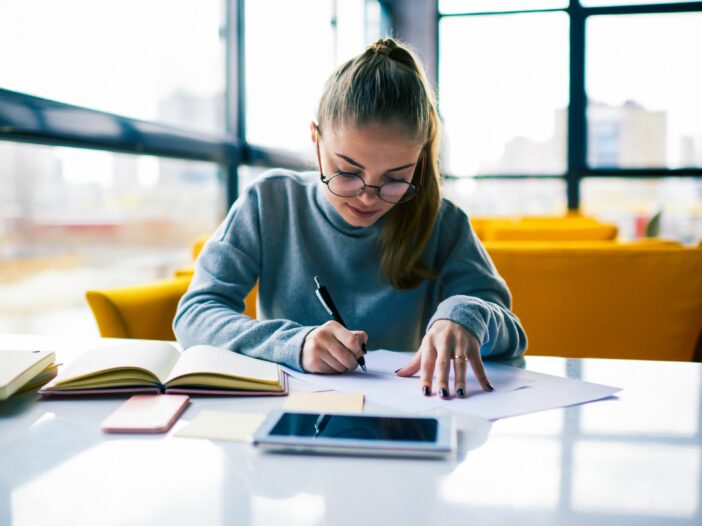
[{"x1": 173, "y1": 38, "x2": 527, "y2": 400}]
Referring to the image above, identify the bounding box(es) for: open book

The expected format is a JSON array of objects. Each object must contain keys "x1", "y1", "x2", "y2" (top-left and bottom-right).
[
  {"x1": 1, "y1": 350, "x2": 58, "y2": 400},
  {"x1": 39, "y1": 341, "x2": 287, "y2": 397}
]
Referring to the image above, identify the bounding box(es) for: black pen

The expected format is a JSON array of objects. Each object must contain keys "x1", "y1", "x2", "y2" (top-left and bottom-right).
[{"x1": 314, "y1": 276, "x2": 368, "y2": 373}]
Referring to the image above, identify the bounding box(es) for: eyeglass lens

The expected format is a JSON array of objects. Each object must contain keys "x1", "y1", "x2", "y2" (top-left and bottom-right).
[{"x1": 328, "y1": 174, "x2": 413, "y2": 203}]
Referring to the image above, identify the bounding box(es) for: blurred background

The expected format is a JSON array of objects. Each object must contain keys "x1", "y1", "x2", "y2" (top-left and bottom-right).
[{"x1": 0, "y1": 0, "x2": 700, "y2": 336}]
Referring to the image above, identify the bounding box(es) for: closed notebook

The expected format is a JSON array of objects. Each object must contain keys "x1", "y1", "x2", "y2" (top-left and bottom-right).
[
  {"x1": 0, "y1": 350, "x2": 57, "y2": 400},
  {"x1": 39, "y1": 341, "x2": 287, "y2": 397}
]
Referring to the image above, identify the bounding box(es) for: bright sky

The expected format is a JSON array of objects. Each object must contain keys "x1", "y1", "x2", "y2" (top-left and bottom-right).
[
  {"x1": 0, "y1": 0, "x2": 224, "y2": 127},
  {"x1": 439, "y1": 10, "x2": 702, "y2": 174},
  {"x1": 0, "y1": 1, "x2": 699, "y2": 174}
]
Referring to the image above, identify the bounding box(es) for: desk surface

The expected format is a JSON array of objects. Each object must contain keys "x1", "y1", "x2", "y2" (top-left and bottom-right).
[{"x1": 1, "y1": 334, "x2": 701, "y2": 526}]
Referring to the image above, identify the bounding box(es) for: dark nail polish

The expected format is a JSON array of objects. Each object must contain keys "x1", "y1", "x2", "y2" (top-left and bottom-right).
[
  {"x1": 422, "y1": 386, "x2": 431, "y2": 396},
  {"x1": 394, "y1": 368, "x2": 401, "y2": 373},
  {"x1": 362, "y1": 343, "x2": 367, "y2": 355},
  {"x1": 440, "y1": 388, "x2": 449, "y2": 399},
  {"x1": 487, "y1": 383, "x2": 495, "y2": 392},
  {"x1": 457, "y1": 387, "x2": 465, "y2": 397}
]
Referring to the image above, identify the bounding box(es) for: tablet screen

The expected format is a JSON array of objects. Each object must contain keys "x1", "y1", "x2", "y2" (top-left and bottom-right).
[{"x1": 269, "y1": 412, "x2": 438, "y2": 442}]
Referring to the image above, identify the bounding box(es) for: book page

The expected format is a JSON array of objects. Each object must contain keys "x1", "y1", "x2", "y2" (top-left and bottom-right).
[
  {"x1": 50, "y1": 341, "x2": 181, "y2": 387},
  {"x1": 0, "y1": 350, "x2": 55, "y2": 399},
  {"x1": 165, "y1": 345, "x2": 279, "y2": 386}
]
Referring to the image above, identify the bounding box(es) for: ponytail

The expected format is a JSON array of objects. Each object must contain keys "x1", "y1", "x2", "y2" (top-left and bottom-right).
[{"x1": 316, "y1": 38, "x2": 442, "y2": 289}]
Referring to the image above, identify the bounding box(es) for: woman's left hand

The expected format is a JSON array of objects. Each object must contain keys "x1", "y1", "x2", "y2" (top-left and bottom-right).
[{"x1": 395, "y1": 319, "x2": 494, "y2": 399}]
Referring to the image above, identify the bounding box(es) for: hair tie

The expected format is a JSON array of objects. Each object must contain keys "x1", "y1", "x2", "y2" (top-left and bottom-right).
[{"x1": 371, "y1": 42, "x2": 392, "y2": 56}]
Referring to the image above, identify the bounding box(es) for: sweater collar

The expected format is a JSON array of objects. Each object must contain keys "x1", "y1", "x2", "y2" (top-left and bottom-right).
[{"x1": 312, "y1": 173, "x2": 386, "y2": 239}]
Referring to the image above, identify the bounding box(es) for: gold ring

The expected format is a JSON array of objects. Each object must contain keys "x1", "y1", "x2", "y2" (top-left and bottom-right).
[{"x1": 454, "y1": 355, "x2": 469, "y2": 362}]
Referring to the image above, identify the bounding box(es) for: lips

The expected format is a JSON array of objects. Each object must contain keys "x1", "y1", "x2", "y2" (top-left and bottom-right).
[{"x1": 347, "y1": 204, "x2": 380, "y2": 219}]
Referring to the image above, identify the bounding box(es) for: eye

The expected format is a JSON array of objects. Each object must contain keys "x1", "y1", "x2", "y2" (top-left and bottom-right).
[
  {"x1": 337, "y1": 171, "x2": 362, "y2": 179},
  {"x1": 383, "y1": 175, "x2": 410, "y2": 184}
]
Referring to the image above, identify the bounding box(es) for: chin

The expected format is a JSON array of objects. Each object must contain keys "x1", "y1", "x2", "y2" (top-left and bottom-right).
[{"x1": 343, "y1": 213, "x2": 379, "y2": 227}]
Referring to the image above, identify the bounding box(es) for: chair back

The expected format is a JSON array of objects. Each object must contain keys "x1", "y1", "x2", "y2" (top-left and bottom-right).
[{"x1": 485, "y1": 242, "x2": 702, "y2": 361}]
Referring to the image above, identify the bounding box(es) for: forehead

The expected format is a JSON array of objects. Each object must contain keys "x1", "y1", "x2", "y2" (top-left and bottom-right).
[{"x1": 324, "y1": 122, "x2": 424, "y2": 164}]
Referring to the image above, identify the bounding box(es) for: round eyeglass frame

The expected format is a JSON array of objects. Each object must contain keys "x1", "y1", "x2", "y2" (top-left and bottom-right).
[{"x1": 314, "y1": 125, "x2": 424, "y2": 205}]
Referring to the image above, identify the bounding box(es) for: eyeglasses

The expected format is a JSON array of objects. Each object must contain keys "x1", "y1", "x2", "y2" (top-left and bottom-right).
[{"x1": 314, "y1": 125, "x2": 424, "y2": 205}]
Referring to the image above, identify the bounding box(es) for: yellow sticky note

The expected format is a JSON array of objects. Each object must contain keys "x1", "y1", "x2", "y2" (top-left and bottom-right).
[
  {"x1": 174, "y1": 410, "x2": 266, "y2": 442},
  {"x1": 284, "y1": 391, "x2": 364, "y2": 413}
]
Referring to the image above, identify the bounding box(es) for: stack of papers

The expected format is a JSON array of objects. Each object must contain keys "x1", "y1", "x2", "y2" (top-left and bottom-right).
[{"x1": 283, "y1": 351, "x2": 621, "y2": 420}]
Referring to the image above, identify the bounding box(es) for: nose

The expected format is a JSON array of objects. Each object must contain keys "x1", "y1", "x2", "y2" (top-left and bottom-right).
[{"x1": 356, "y1": 186, "x2": 380, "y2": 206}]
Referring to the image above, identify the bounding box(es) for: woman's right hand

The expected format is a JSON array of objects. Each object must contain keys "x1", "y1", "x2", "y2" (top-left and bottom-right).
[{"x1": 301, "y1": 321, "x2": 367, "y2": 373}]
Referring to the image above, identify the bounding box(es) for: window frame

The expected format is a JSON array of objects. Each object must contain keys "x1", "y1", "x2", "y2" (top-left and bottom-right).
[
  {"x1": 2, "y1": 1, "x2": 699, "y2": 211},
  {"x1": 438, "y1": 0, "x2": 702, "y2": 209}
]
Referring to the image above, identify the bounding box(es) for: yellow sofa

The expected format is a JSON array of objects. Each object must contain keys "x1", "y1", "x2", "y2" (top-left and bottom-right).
[
  {"x1": 471, "y1": 215, "x2": 619, "y2": 241},
  {"x1": 87, "y1": 232, "x2": 702, "y2": 362},
  {"x1": 485, "y1": 241, "x2": 702, "y2": 362}
]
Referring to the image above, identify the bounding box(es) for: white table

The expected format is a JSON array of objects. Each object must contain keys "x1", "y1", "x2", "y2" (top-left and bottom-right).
[{"x1": 1, "y1": 334, "x2": 701, "y2": 526}]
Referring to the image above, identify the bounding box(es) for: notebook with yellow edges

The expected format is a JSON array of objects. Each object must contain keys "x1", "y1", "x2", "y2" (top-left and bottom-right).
[
  {"x1": 39, "y1": 341, "x2": 287, "y2": 397},
  {"x1": 1, "y1": 350, "x2": 57, "y2": 400}
]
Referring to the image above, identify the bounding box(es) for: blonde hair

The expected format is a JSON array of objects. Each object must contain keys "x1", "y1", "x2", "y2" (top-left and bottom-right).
[{"x1": 316, "y1": 38, "x2": 442, "y2": 289}]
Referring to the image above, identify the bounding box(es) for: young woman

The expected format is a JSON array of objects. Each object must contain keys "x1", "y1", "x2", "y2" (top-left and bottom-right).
[{"x1": 174, "y1": 38, "x2": 527, "y2": 400}]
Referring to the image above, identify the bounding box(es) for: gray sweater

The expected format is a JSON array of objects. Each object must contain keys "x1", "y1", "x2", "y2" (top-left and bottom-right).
[{"x1": 173, "y1": 169, "x2": 527, "y2": 371}]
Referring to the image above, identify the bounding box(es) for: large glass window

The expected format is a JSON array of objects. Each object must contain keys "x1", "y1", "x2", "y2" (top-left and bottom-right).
[
  {"x1": 439, "y1": 12, "x2": 569, "y2": 177},
  {"x1": 245, "y1": 0, "x2": 383, "y2": 154},
  {"x1": 581, "y1": 177, "x2": 702, "y2": 242},
  {"x1": 443, "y1": 178, "x2": 567, "y2": 216},
  {"x1": 586, "y1": 13, "x2": 702, "y2": 169},
  {"x1": 0, "y1": 141, "x2": 225, "y2": 335},
  {"x1": 0, "y1": 0, "x2": 226, "y2": 134}
]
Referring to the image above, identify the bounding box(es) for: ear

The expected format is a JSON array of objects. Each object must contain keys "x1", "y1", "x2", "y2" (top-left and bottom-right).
[{"x1": 309, "y1": 121, "x2": 318, "y2": 144}]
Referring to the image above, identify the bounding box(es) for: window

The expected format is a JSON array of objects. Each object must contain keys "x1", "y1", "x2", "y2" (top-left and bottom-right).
[
  {"x1": 0, "y1": 141, "x2": 225, "y2": 335},
  {"x1": 0, "y1": 0, "x2": 226, "y2": 134},
  {"x1": 586, "y1": 12, "x2": 702, "y2": 169},
  {"x1": 437, "y1": 1, "x2": 702, "y2": 239},
  {"x1": 581, "y1": 177, "x2": 702, "y2": 242},
  {"x1": 245, "y1": 0, "x2": 383, "y2": 153},
  {"x1": 439, "y1": 12, "x2": 569, "y2": 176}
]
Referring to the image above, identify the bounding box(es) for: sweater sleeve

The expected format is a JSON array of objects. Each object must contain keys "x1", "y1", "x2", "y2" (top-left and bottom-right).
[
  {"x1": 426, "y1": 203, "x2": 527, "y2": 360},
  {"x1": 172, "y1": 184, "x2": 316, "y2": 371}
]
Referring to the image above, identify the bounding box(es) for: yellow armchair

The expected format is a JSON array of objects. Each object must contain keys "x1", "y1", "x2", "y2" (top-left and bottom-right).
[
  {"x1": 86, "y1": 231, "x2": 258, "y2": 340},
  {"x1": 86, "y1": 278, "x2": 258, "y2": 340},
  {"x1": 86, "y1": 277, "x2": 192, "y2": 340},
  {"x1": 485, "y1": 241, "x2": 702, "y2": 362}
]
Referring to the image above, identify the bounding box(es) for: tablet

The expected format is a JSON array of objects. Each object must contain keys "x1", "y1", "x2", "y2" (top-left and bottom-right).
[{"x1": 252, "y1": 411, "x2": 455, "y2": 459}]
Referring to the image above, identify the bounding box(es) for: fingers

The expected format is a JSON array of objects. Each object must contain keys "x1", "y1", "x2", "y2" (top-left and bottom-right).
[
  {"x1": 301, "y1": 322, "x2": 365, "y2": 374},
  {"x1": 419, "y1": 340, "x2": 437, "y2": 397},
  {"x1": 328, "y1": 322, "x2": 364, "y2": 357},
  {"x1": 469, "y1": 347, "x2": 494, "y2": 392},
  {"x1": 435, "y1": 341, "x2": 452, "y2": 400},
  {"x1": 395, "y1": 348, "x2": 421, "y2": 377},
  {"x1": 453, "y1": 354, "x2": 468, "y2": 398},
  {"x1": 414, "y1": 320, "x2": 492, "y2": 400}
]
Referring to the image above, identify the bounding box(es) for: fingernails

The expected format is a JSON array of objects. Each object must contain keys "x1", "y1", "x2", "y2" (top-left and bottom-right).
[
  {"x1": 487, "y1": 383, "x2": 495, "y2": 392},
  {"x1": 440, "y1": 388, "x2": 449, "y2": 399},
  {"x1": 394, "y1": 368, "x2": 401, "y2": 374},
  {"x1": 457, "y1": 387, "x2": 465, "y2": 397},
  {"x1": 422, "y1": 386, "x2": 431, "y2": 397}
]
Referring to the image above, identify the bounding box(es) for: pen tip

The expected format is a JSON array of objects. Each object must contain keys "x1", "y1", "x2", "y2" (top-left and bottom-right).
[{"x1": 361, "y1": 364, "x2": 368, "y2": 373}]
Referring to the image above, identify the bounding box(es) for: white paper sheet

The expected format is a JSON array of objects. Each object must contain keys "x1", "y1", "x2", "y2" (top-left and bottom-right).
[{"x1": 283, "y1": 350, "x2": 621, "y2": 420}]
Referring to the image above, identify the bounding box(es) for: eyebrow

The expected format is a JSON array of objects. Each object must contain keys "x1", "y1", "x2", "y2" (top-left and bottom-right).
[{"x1": 335, "y1": 153, "x2": 415, "y2": 173}]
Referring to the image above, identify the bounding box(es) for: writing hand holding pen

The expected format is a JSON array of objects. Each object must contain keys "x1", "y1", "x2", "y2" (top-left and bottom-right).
[{"x1": 299, "y1": 276, "x2": 368, "y2": 374}]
